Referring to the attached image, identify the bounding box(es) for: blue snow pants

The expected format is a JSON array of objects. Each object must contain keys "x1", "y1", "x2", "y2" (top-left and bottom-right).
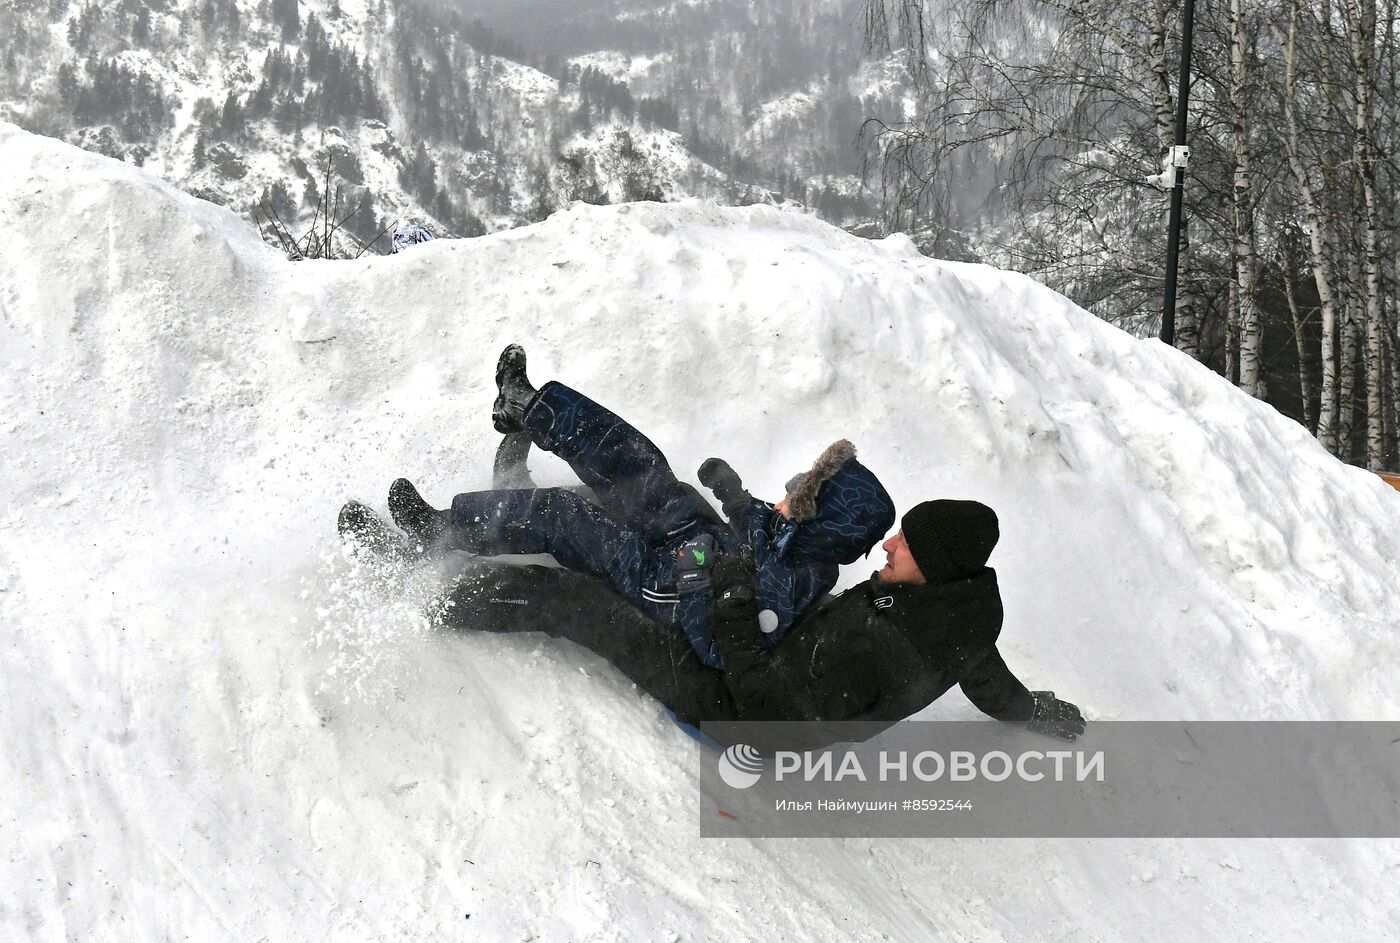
[{"x1": 447, "y1": 381, "x2": 732, "y2": 667}]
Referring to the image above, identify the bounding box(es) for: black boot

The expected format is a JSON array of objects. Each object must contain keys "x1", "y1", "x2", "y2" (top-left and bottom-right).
[
  {"x1": 493, "y1": 432, "x2": 538, "y2": 489},
  {"x1": 388, "y1": 478, "x2": 450, "y2": 548},
  {"x1": 492, "y1": 344, "x2": 537, "y2": 434}
]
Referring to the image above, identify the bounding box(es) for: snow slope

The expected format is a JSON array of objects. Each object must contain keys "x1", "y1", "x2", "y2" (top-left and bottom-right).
[{"x1": 2, "y1": 122, "x2": 1399, "y2": 940}]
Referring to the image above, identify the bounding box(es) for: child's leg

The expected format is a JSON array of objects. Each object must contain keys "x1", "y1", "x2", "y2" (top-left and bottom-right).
[
  {"x1": 448, "y1": 487, "x2": 648, "y2": 603},
  {"x1": 521, "y1": 382, "x2": 703, "y2": 542}
]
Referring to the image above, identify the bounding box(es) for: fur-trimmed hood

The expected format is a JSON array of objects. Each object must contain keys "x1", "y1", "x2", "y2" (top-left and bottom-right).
[{"x1": 778, "y1": 440, "x2": 895, "y2": 564}]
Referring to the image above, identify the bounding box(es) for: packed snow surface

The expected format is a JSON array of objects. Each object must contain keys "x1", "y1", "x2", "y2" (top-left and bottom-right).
[{"x1": 2, "y1": 122, "x2": 1399, "y2": 939}]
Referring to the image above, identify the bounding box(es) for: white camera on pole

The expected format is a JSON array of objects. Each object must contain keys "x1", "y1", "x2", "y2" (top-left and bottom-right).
[{"x1": 1147, "y1": 146, "x2": 1191, "y2": 190}]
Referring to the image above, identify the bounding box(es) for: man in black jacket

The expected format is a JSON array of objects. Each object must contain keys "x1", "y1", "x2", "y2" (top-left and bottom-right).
[{"x1": 438, "y1": 498, "x2": 1085, "y2": 746}]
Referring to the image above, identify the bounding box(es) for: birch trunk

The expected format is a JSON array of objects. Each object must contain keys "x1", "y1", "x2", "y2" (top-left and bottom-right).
[
  {"x1": 1343, "y1": 0, "x2": 1385, "y2": 469},
  {"x1": 1386, "y1": 315, "x2": 1400, "y2": 466},
  {"x1": 1283, "y1": 251, "x2": 1316, "y2": 434},
  {"x1": 1226, "y1": 267, "x2": 1240, "y2": 383},
  {"x1": 1340, "y1": 305, "x2": 1360, "y2": 461},
  {"x1": 1231, "y1": 0, "x2": 1263, "y2": 397},
  {"x1": 1276, "y1": 2, "x2": 1341, "y2": 452}
]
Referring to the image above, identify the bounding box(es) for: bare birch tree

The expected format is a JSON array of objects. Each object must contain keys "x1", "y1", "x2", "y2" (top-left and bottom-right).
[{"x1": 859, "y1": 0, "x2": 1399, "y2": 469}]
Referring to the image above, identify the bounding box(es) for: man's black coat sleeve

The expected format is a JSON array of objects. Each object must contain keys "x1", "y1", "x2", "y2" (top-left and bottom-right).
[
  {"x1": 711, "y1": 600, "x2": 885, "y2": 722},
  {"x1": 958, "y1": 646, "x2": 1035, "y2": 721}
]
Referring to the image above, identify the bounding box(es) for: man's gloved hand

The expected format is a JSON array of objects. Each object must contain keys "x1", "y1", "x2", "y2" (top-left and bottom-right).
[
  {"x1": 710, "y1": 547, "x2": 757, "y2": 610},
  {"x1": 698, "y1": 458, "x2": 753, "y2": 519},
  {"x1": 1026, "y1": 691, "x2": 1086, "y2": 741},
  {"x1": 674, "y1": 532, "x2": 717, "y2": 595}
]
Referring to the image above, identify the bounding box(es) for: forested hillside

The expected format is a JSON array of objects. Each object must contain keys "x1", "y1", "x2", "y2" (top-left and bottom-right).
[
  {"x1": 0, "y1": 0, "x2": 899, "y2": 253},
  {"x1": 861, "y1": 0, "x2": 1400, "y2": 471}
]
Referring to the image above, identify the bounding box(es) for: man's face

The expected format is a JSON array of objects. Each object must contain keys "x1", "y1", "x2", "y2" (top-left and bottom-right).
[{"x1": 878, "y1": 531, "x2": 926, "y2": 584}]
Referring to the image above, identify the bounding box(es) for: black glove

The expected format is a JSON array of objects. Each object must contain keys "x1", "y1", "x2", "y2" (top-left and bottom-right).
[
  {"x1": 1026, "y1": 691, "x2": 1086, "y2": 742},
  {"x1": 698, "y1": 457, "x2": 743, "y2": 500},
  {"x1": 710, "y1": 553, "x2": 760, "y2": 660},
  {"x1": 674, "y1": 532, "x2": 717, "y2": 594},
  {"x1": 698, "y1": 457, "x2": 752, "y2": 519},
  {"x1": 710, "y1": 547, "x2": 757, "y2": 609}
]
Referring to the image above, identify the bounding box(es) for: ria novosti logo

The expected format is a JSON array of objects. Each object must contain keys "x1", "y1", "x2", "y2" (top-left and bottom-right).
[
  {"x1": 716, "y1": 743, "x2": 1106, "y2": 789},
  {"x1": 718, "y1": 744, "x2": 764, "y2": 789}
]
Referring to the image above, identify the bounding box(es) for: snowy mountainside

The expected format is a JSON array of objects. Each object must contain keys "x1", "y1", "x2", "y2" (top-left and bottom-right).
[
  {"x1": 496, "y1": 0, "x2": 900, "y2": 217},
  {"x1": 0, "y1": 0, "x2": 763, "y2": 249},
  {"x1": 567, "y1": 49, "x2": 675, "y2": 85},
  {"x1": 3, "y1": 123, "x2": 1400, "y2": 939}
]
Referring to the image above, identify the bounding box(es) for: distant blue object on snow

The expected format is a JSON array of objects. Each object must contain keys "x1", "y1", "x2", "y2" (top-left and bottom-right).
[{"x1": 391, "y1": 223, "x2": 437, "y2": 253}]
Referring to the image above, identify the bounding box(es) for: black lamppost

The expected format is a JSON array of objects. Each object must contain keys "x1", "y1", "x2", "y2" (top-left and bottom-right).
[{"x1": 1158, "y1": 0, "x2": 1198, "y2": 347}]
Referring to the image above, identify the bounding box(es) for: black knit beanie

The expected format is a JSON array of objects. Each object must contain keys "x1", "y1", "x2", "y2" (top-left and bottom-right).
[{"x1": 901, "y1": 499, "x2": 999, "y2": 583}]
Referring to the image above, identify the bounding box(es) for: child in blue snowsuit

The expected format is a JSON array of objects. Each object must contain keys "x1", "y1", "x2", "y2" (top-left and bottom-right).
[{"x1": 388, "y1": 346, "x2": 895, "y2": 668}]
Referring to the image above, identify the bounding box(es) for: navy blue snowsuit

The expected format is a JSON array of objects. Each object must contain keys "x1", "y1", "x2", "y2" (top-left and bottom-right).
[{"x1": 446, "y1": 382, "x2": 893, "y2": 667}]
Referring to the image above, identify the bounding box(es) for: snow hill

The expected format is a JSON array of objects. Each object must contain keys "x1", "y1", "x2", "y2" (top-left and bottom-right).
[{"x1": 3, "y1": 122, "x2": 1399, "y2": 939}]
